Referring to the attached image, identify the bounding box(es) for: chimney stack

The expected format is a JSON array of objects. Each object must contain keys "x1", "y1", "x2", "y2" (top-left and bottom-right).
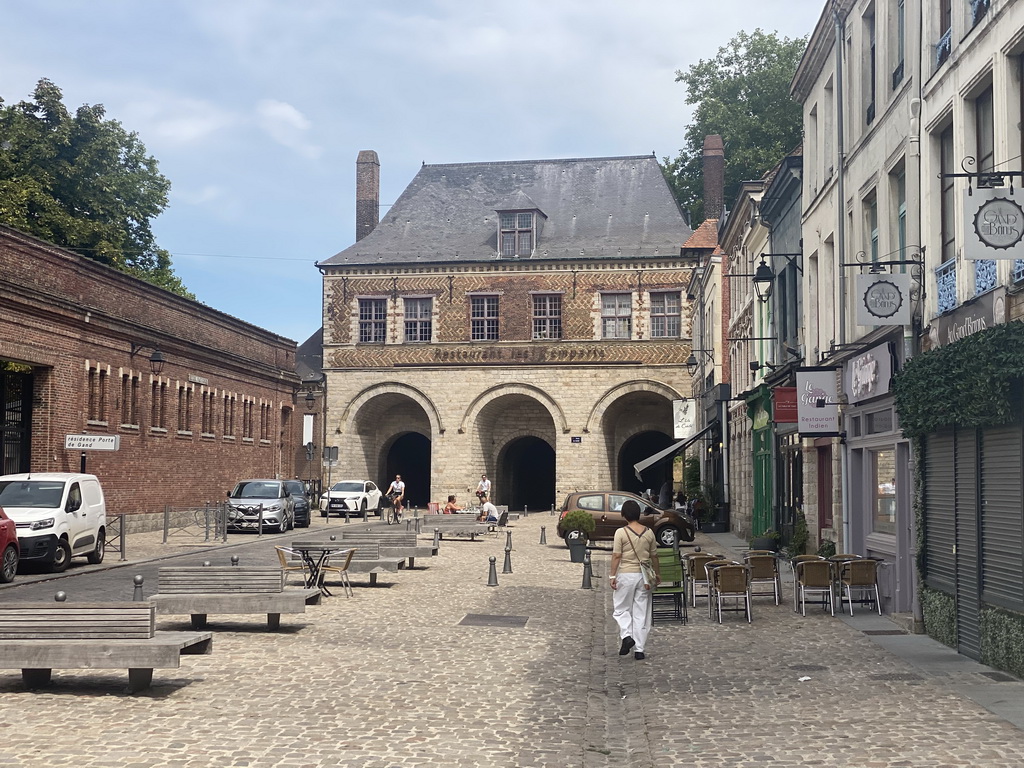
[
  {"x1": 356, "y1": 150, "x2": 380, "y2": 242},
  {"x1": 702, "y1": 135, "x2": 725, "y2": 222}
]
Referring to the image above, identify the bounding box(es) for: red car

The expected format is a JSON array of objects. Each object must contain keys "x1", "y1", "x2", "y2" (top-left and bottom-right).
[{"x1": 0, "y1": 507, "x2": 18, "y2": 583}]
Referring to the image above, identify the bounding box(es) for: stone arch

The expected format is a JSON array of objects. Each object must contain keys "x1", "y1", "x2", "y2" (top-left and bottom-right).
[
  {"x1": 458, "y1": 383, "x2": 568, "y2": 435},
  {"x1": 339, "y1": 381, "x2": 444, "y2": 437},
  {"x1": 584, "y1": 379, "x2": 683, "y2": 434}
]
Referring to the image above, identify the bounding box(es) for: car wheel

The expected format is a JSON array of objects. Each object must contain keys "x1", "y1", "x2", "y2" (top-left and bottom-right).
[
  {"x1": 360, "y1": 499, "x2": 367, "y2": 519},
  {"x1": 0, "y1": 544, "x2": 18, "y2": 583},
  {"x1": 278, "y1": 517, "x2": 288, "y2": 534},
  {"x1": 655, "y1": 526, "x2": 680, "y2": 548},
  {"x1": 50, "y1": 539, "x2": 72, "y2": 573},
  {"x1": 86, "y1": 529, "x2": 106, "y2": 564}
]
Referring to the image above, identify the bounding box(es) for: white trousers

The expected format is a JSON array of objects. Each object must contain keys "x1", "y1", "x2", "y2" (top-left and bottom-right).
[{"x1": 612, "y1": 572, "x2": 652, "y2": 652}]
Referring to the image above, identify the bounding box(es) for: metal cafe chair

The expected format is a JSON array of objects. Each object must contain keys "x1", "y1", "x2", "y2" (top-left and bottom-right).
[
  {"x1": 652, "y1": 548, "x2": 687, "y2": 624},
  {"x1": 795, "y1": 558, "x2": 835, "y2": 617},
  {"x1": 711, "y1": 564, "x2": 752, "y2": 623},
  {"x1": 789, "y1": 555, "x2": 826, "y2": 612},
  {"x1": 745, "y1": 554, "x2": 782, "y2": 605},
  {"x1": 839, "y1": 558, "x2": 881, "y2": 615}
]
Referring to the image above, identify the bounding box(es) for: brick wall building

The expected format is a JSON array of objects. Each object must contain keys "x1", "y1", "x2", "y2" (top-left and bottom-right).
[
  {"x1": 0, "y1": 225, "x2": 302, "y2": 517},
  {"x1": 317, "y1": 154, "x2": 696, "y2": 514}
]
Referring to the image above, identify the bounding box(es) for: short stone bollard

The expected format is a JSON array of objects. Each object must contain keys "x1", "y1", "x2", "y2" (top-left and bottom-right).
[
  {"x1": 231, "y1": 555, "x2": 240, "y2": 566},
  {"x1": 581, "y1": 550, "x2": 593, "y2": 590},
  {"x1": 132, "y1": 575, "x2": 144, "y2": 601},
  {"x1": 486, "y1": 556, "x2": 498, "y2": 587},
  {"x1": 502, "y1": 545, "x2": 513, "y2": 574},
  {"x1": 55, "y1": 591, "x2": 67, "y2": 602}
]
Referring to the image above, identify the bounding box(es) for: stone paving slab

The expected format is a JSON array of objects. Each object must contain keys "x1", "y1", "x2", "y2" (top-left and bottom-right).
[{"x1": 1, "y1": 515, "x2": 1024, "y2": 767}]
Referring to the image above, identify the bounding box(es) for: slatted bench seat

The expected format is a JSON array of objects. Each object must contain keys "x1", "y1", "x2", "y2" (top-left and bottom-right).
[
  {"x1": 151, "y1": 567, "x2": 322, "y2": 630},
  {"x1": 0, "y1": 602, "x2": 212, "y2": 693},
  {"x1": 339, "y1": 531, "x2": 436, "y2": 567},
  {"x1": 422, "y1": 514, "x2": 489, "y2": 541}
]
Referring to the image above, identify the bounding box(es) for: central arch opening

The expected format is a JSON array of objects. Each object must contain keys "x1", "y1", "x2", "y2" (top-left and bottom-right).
[
  {"x1": 498, "y1": 436, "x2": 555, "y2": 512},
  {"x1": 384, "y1": 432, "x2": 431, "y2": 508}
]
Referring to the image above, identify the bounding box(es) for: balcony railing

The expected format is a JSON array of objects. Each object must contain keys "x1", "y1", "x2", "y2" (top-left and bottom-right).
[
  {"x1": 936, "y1": 29, "x2": 952, "y2": 68},
  {"x1": 974, "y1": 259, "x2": 996, "y2": 295},
  {"x1": 1014, "y1": 259, "x2": 1024, "y2": 283},
  {"x1": 971, "y1": 0, "x2": 991, "y2": 27},
  {"x1": 892, "y1": 61, "x2": 904, "y2": 90},
  {"x1": 936, "y1": 258, "x2": 957, "y2": 314}
]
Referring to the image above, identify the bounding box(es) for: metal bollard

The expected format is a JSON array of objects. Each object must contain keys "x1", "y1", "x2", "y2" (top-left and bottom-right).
[
  {"x1": 502, "y1": 545, "x2": 513, "y2": 574},
  {"x1": 132, "y1": 575, "x2": 144, "y2": 601},
  {"x1": 329, "y1": 535, "x2": 337, "y2": 541},
  {"x1": 505, "y1": 530, "x2": 513, "y2": 550},
  {"x1": 432, "y1": 527, "x2": 441, "y2": 551},
  {"x1": 486, "y1": 556, "x2": 498, "y2": 587},
  {"x1": 550, "y1": 504, "x2": 555, "y2": 516},
  {"x1": 55, "y1": 591, "x2": 67, "y2": 602},
  {"x1": 204, "y1": 502, "x2": 211, "y2": 542},
  {"x1": 524, "y1": 505, "x2": 528, "y2": 516},
  {"x1": 231, "y1": 555, "x2": 240, "y2": 566},
  {"x1": 581, "y1": 550, "x2": 593, "y2": 590},
  {"x1": 345, "y1": 506, "x2": 350, "y2": 523}
]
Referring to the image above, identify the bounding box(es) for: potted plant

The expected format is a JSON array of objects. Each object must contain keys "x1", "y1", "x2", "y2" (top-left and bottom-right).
[
  {"x1": 750, "y1": 528, "x2": 781, "y2": 552},
  {"x1": 561, "y1": 510, "x2": 595, "y2": 563}
]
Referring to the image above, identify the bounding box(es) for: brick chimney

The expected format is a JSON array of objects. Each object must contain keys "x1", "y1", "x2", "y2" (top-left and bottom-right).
[
  {"x1": 702, "y1": 135, "x2": 725, "y2": 222},
  {"x1": 356, "y1": 150, "x2": 380, "y2": 242}
]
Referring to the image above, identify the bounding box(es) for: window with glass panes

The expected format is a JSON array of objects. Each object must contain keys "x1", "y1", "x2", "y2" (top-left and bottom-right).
[
  {"x1": 650, "y1": 292, "x2": 681, "y2": 338},
  {"x1": 940, "y1": 125, "x2": 956, "y2": 263},
  {"x1": 404, "y1": 298, "x2": 432, "y2": 342},
  {"x1": 500, "y1": 212, "x2": 534, "y2": 257},
  {"x1": 359, "y1": 298, "x2": 387, "y2": 343},
  {"x1": 601, "y1": 293, "x2": 632, "y2": 339},
  {"x1": 471, "y1": 295, "x2": 499, "y2": 340},
  {"x1": 532, "y1": 294, "x2": 562, "y2": 339}
]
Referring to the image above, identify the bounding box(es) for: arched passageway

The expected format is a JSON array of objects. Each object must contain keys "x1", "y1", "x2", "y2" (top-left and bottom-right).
[
  {"x1": 384, "y1": 432, "x2": 431, "y2": 508},
  {"x1": 498, "y1": 436, "x2": 556, "y2": 512},
  {"x1": 618, "y1": 430, "x2": 675, "y2": 499}
]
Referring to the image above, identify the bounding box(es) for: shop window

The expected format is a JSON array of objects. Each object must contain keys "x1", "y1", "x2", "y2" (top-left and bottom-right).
[{"x1": 871, "y1": 448, "x2": 897, "y2": 535}]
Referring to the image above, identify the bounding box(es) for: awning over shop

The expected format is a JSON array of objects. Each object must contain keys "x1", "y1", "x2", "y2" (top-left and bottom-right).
[{"x1": 633, "y1": 425, "x2": 714, "y2": 481}]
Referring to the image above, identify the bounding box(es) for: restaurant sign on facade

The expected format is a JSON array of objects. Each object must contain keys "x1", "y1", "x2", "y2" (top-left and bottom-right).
[
  {"x1": 672, "y1": 398, "x2": 697, "y2": 440},
  {"x1": 964, "y1": 188, "x2": 1024, "y2": 260},
  {"x1": 931, "y1": 286, "x2": 1007, "y2": 348},
  {"x1": 795, "y1": 368, "x2": 841, "y2": 436},
  {"x1": 844, "y1": 343, "x2": 893, "y2": 404},
  {"x1": 855, "y1": 273, "x2": 911, "y2": 326},
  {"x1": 772, "y1": 387, "x2": 798, "y2": 423}
]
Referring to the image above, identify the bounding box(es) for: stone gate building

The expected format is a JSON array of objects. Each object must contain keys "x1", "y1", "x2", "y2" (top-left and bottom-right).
[{"x1": 316, "y1": 152, "x2": 696, "y2": 510}]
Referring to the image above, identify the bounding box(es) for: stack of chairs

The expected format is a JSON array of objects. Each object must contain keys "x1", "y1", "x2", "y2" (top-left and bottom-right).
[{"x1": 651, "y1": 548, "x2": 687, "y2": 624}]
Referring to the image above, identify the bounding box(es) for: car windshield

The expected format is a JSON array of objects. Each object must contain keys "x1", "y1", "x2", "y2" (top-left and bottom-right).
[
  {"x1": 330, "y1": 482, "x2": 364, "y2": 493},
  {"x1": 231, "y1": 481, "x2": 281, "y2": 499},
  {"x1": 0, "y1": 480, "x2": 65, "y2": 508},
  {"x1": 284, "y1": 482, "x2": 304, "y2": 495}
]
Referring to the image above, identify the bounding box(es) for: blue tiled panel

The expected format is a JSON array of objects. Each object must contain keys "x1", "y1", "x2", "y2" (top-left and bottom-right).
[
  {"x1": 936, "y1": 259, "x2": 957, "y2": 314},
  {"x1": 1014, "y1": 260, "x2": 1024, "y2": 283},
  {"x1": 974, "y1": 260, "x2": 996, "y2": 295}
]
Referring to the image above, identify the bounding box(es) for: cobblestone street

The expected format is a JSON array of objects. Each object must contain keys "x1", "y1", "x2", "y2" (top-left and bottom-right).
[{"x1": 1, "y1": 514, "x2": 1023, "y2": 767}]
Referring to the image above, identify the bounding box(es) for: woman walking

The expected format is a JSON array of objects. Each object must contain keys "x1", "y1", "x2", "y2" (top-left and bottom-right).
[{"x1": 609, "y1": 499, "x2": 660, "y2": 660}]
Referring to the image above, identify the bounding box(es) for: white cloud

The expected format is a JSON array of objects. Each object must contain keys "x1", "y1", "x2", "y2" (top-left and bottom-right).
[{"x1": 256, "y1": 99, "x2": 321, "y2": 159}]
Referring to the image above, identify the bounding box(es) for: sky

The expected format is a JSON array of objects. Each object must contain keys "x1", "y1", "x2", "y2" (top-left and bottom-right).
[{"x1": 1, "y1": 0, "x2": 825, "y2": 343}]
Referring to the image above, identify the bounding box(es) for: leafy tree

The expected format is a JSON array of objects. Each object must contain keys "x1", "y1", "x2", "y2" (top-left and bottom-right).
[
  {"x1": 663, "y1": 30, "x2": 807, "y2": 226},
  {"x1": 0, "y1": 78, "x2": 192, "y2": 297}
]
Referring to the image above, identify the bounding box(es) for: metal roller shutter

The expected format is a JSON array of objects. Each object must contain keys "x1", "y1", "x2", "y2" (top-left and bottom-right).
[
  {"x1": 955, "y1": 427, "x2": 981, "y2": 660},
  {"x1": 924, "y1": 430, "x2": 956, "y2": 591},
  {"x1": 981, "y1": 425, "x2": 1024, "y2": 610}
]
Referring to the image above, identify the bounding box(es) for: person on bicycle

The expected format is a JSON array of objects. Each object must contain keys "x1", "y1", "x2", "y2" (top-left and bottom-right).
[{"x1": 386, "y1": 475, "x2": 406, "y2": 520}]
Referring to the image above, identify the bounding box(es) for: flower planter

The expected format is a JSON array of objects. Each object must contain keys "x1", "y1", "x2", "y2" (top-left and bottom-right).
[{"x1": 566, "y1": 530, "x2": 588, "y2": 563}]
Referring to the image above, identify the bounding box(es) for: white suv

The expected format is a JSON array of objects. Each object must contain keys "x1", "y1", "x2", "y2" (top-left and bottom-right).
[{"x1": 0, "y1": 473, "x2": 107, "y2": 572}]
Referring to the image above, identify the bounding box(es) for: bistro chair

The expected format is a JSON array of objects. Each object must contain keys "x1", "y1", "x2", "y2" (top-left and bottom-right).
[
  {"x1": 275, "y1": 545, "x2": 310, "y2": 587},
  {"x1": 839, "y1": 558, "x2": 881, "y2": 615},
  {"x1": 795, "y1": 559, "x2": 835, "y2": 617},
  {"x1": 789, "y1": 555, "x2": 826, "y2": 611},
  {"x1": 711, "y1": 564, "x2": 752, "y2": 623},
  {"x1": 743, "y1": 549, "x2": 775, "y2": 557},
  {"x1": 320, "y1": 548, "x2": 355, "y2": 598},
  {"x1": 652, "y1": 548, "x2": 687, "y2": 624},
  {"x1": 684, "y1": 553, "x2": 719, "y2": 607},
  {"x1": 703, "y1": 559, "x2": 734, "y2": 619},
  {"x1": 745, "y1": 554, "x2": 781, "y2": 605}
]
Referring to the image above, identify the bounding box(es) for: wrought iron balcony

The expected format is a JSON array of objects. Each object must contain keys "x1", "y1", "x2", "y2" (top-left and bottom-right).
[
  {"x1": 936, "y1": 258, "x2": 957, "y2": 314},
  {"x1": 974, "y1": 260, "x2": 996, "y2": 295},
  {"x1": 935, "y1": 29, "x2": 952, "y2": 68}
]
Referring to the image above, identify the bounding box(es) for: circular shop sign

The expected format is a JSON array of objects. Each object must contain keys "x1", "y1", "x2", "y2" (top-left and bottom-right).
[
  {"x1": 973, "y1": 196, "x2": 1024, "y2": 250},
  {"x1": 862, "y1": 279, "x2": 903, "y2": 320}
]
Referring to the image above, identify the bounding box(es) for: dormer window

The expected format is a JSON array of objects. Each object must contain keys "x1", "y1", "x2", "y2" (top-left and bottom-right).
[{"x1": 500, "y1": 212, "x2": 535, "y2": 257}]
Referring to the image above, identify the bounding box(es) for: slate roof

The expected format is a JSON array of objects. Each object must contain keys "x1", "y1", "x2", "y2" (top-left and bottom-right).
[{"x1": 320, "y1": 155, "x2": 691, "y2": 267}]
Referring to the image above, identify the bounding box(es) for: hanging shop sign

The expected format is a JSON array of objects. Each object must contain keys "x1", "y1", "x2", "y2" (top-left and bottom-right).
[
  {"x1": 796, "y1": 368, "x2": 841, "y2": 436},
  {"x1": 932, "y1": 285, "x2": 1007, "y2": 348},
  {"x1": 855, "y1": 273, "x2": 911, "y2": 326},
  {"x1": 844, "y1": 343, "x2": 894, "y2": 404},
  {"x1": 672, "y1": 398, "x2": 697, "y2": 440},
  {"x1": 964, "y1": 188, "x2": 1024, "y2": 260},
  {"x1": 772, "y1": 387, "x2": 798, "y2": 423}
]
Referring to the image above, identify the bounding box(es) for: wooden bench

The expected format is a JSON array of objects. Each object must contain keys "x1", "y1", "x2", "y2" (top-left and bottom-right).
[
  {"x1": 331, "y1": 543, "x2": 404, "y2": 586},
  {"x1": 0, "y1": 602, "x2": 212, "y2": 693},
  {"x1": 338, "y1": 531, "x2": 436, "y2": 567},
  {"x1": 422, "y1": 513, "x2": 489, "y2": 541},
  {"x1": 151, "y1": 567, "x2": 322, "y2": 630}
]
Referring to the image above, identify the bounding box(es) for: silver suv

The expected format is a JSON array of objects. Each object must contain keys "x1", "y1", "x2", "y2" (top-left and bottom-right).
[{"x1": 226, "y1": 479, "x2": 295, "y2": 533}]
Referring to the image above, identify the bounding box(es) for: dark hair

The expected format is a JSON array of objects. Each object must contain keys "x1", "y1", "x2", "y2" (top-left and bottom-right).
[
  {"x1": 447, "y1": 495, "x2": 456, "y2": 502},
  {"x1": 621, "y1": 499, "x2": 641, "y2": 522}
]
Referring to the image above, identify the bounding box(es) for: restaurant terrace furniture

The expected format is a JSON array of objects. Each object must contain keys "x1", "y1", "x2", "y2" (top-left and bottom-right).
[
  {"x1": 276, "y1": 545, "x2": 311, "y2": 586},
  {"x1": 703, "y1": 559, "x2": 735, "y2": 619},
  {"x1": 839, "y1": 558, "x2": 882, "y2": 615},
  {"x1": 789, "y1": 555, "x2": 826, "y2": 612},
  {"x1": 652, "y1": 548, "x2": 687, "y2": 624},
  {"x1": 795, "y1": 559, "x2": 835, "y2": 617},
  {"x1": 711, "y1": 564, "x2": 752, "y2": 624},
  {"x1": 684, "y1": 553, "x2": 719, "y2": 607},
  {"x1": 319, "y1": 549, "x2": 355, "y2": 598},
  {"x1": 745, "y1": 554, "x2": 782, "y2": 605}
]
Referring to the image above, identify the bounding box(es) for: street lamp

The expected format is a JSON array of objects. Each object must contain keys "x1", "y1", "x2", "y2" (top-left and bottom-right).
[
  {"x1": 305, "y1": 390, "x2": 316, "y2": 411},
  {"x1": 752, "y1": 257, "x2": 774, "y2": 303},
  {"x1": 686, "y1": 349, "x2": 715, "y2": 376},
  {"x1": 130, "y1": 342, "x2": 166, "y2": 375}
]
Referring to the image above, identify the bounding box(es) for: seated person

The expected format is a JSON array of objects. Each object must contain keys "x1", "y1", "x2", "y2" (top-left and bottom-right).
[
  {"x1": 443, "y1": 494, "x2": 461, "y2": 514},
  {"x1": 477, "y1": 496, "x2": 499, "y2": 522}
]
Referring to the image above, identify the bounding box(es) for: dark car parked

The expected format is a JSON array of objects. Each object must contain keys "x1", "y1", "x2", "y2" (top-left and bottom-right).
[
  {"x1": 283, "y1": 480, "x2": 311, "y2": 528},
  {"x1": 0, "y1": 507, "x2": 19, "y2": 583},
  {"x1": 557, "y1": 491, "x2": 695, "y2": 548}
]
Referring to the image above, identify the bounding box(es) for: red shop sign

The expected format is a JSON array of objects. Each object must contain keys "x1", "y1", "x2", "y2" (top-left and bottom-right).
[{"x1": 773, "y1": 387, "x2": 798, "y2": 423}]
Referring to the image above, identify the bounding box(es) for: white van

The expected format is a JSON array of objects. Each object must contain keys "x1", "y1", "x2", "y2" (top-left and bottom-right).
[{"x1": 0, "y1": 473, "x2": 107, "y2": 572}]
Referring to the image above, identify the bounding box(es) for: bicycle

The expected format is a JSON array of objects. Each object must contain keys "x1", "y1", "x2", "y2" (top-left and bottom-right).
[{"x1": 384, "y1": 494, "x2": 403, "y2": 525}]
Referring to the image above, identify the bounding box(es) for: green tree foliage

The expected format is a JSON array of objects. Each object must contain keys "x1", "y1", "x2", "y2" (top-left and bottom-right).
[
  {"x1": 0, "y1": 79, "x2": 192, "y2": 298},
  {"x1": 663, "y1": 30, "x2": 807, "y2": 226}
]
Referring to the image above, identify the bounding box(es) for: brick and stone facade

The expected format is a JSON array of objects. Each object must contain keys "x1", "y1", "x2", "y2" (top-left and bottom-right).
[
  {"x1": 318, "y1": 155, "x2": 695, "y2": 510},
  {"x1": 0, "y1": 225, "x2": 302, "y2": 517}
]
